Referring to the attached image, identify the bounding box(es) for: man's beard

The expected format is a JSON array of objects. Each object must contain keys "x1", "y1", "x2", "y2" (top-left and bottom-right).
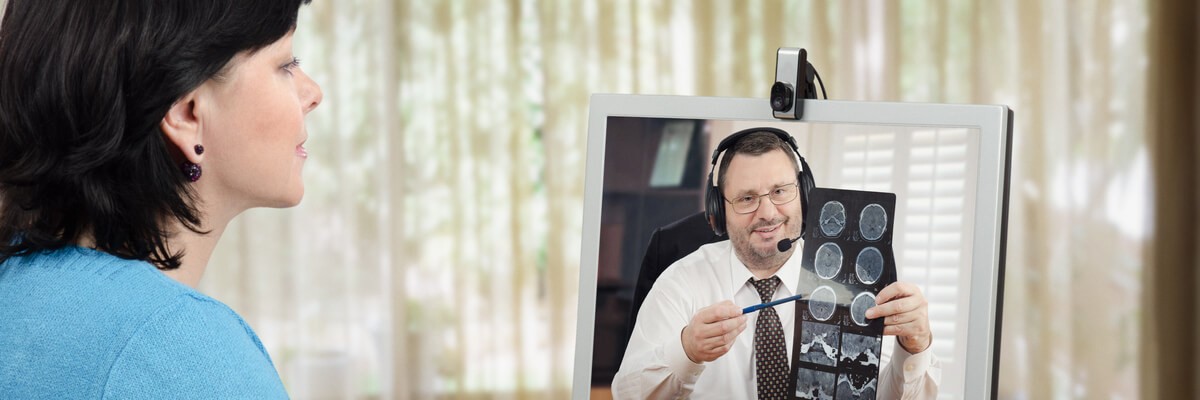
[{"x1": 730, "y1": 216, "x2": 800, "y2": 271}]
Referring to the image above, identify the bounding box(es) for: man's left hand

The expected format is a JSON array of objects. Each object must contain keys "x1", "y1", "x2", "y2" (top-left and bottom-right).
[{"x1": 866, "y1": 281, "x2": 931, "y2": 354}]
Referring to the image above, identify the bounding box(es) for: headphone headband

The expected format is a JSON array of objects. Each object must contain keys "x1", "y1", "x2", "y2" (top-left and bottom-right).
[
  {"x1": 709, "y1": 127, "x2": 801, "y2": 167},
  {"x1": 704, "y1": 127, "x2": 815, "y2": 237}
]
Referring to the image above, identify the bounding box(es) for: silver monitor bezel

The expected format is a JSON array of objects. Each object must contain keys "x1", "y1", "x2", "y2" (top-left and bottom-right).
[{"x1": 574, "y1": 94, "x2": 1012, "y2": 399}]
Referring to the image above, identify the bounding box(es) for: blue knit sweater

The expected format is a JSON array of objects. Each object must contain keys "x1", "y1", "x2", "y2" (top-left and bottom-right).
[{"x1": 0, "y1": 246, "x2": 288, "y2": 398}]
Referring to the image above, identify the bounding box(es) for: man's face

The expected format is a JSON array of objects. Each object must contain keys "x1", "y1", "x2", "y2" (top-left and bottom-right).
[{"x1": 722, "y1": 149, "x2": 803, "y2": 271}]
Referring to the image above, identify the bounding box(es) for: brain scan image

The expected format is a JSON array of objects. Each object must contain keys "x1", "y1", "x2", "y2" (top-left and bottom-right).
[
  {"x1": 850, "y1": 292, "x2": 877, "y2": 327},
  {"x1": 798, "y1": 322, "x2": 841, "y2": 366},
  {"x1": 814, "y1": 243, "x2": 843, "y2": 280},
  {"x1": 795, "y1": 368, "x2": 836, "y2": 400},
  {"x1": 859, "y1": 203, "x2": 888, "y2": 241},
  {"x1": 819, "y1": 201, "x2": 847, "y2": 237},
  {"x1": 855, "y1": 247, "x2": 884, "y2": 285},
  {"x1": 808, "y1": 286, "x2": 837, "y2": 322},
  {"x1": 795, "y1": 188, "x2": 898, "y2": 397}
]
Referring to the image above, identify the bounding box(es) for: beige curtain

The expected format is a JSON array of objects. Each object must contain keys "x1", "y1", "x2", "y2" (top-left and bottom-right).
[
  {"x1": 1142, "y1": 0, "x2": 1199, "y2": 398},
  {"x1": 196, "y1": 1, "x2": 1149, "y2": 399}
]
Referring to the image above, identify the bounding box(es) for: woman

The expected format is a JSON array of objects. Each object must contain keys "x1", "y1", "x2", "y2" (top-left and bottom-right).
[{"x1": 0, "y1": 0, "x2": 322, "y2": 397}]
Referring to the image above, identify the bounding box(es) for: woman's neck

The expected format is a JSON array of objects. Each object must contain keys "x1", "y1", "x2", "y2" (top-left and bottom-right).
[
  {"x1": 75, "y1": 205, "x2": 236, "y2": 289},
  {"x1": 160, "y1": 221, "x2": 227, "y2": 288},
  {"x1": 160, "y1": 200, "x2": 241, "y2": 288}
]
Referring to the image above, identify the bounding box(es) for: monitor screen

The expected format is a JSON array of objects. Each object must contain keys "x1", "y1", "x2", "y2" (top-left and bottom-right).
[{"x1": 574, "y1": 95, "x2": 1012, "y2": 399}]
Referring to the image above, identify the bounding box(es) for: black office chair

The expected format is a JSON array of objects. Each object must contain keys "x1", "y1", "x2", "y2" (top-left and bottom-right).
[{"x1": 624, "y1": 211, "x2": 724, "y2": 342}]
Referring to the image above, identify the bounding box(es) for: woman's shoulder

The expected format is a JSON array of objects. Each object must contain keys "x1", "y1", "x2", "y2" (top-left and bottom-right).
[
  {"x1": 132, "y1": 289, "x2": 271, "y2": 359},
  {"x1": 101, "y1": 290, "x2": 286, "y2": 398},
  {"x1": 0, "y1": 246, "x2": 203, "y2": 315},
  {"x1": 0, "y1": 247, "x2": 286, "y2": 398}
]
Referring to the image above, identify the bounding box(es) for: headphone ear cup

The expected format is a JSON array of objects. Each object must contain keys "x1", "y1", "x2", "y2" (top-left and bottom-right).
[
  {"x1": 796, "y1": 156, "x2": 816, "y2": 239},
  {"x1": 704, "y1": 173, "x2": 726, "y2": 237},
  {"x1": 798, "y1": 171, "x2": 809, "y2": 238}
]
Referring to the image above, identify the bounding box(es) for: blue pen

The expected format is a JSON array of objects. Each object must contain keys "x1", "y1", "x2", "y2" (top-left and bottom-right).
[{"x1": 742, "y1": 293, "x2": 805, "y2": 314}]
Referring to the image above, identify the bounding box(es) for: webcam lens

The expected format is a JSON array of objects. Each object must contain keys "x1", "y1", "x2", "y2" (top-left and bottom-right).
[{"x1": 771, "y1": 82, "x2": 794, "y2": 112}]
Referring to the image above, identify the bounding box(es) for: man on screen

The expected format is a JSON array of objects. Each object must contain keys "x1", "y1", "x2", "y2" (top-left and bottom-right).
[{"x1": 613, "y1": 129, "x2": 940, "y2": 399}]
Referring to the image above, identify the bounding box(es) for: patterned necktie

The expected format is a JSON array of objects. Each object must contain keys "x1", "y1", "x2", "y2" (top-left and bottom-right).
[{"x1": 750, "y1": 276, "x2": 788, "y2": 400}]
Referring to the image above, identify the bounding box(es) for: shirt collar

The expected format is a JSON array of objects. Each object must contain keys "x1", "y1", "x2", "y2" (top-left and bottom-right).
[{"x1": 727, "y1": 239, "x2": 805, "y2": 297}]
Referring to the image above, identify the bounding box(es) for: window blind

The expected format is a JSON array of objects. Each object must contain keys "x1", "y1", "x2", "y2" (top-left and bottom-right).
[{"x1": 831, "y1": 128, "x2": 976, "y2": 399}]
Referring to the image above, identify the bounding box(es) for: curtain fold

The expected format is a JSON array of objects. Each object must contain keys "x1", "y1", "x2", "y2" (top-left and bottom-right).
[{"x1": 1142, "y1": 0, "x2": 1200, "y2": 398}]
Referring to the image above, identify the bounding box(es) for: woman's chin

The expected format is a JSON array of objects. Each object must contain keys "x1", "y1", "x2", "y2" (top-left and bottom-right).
[
  {"x1": 281, "y1": 189, "x2": 304, "y2": 208},
  {"x1": 266, "y1": 185, "x2": 305, "y2": 208}
]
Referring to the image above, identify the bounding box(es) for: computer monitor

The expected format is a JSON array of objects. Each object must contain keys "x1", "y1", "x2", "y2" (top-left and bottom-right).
[{"x1": 574, "y1": 94, "x2": 1012, "y2": 399}]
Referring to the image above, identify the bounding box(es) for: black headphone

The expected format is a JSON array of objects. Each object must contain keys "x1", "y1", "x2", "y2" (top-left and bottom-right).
[{"x1": 704, "y1": 127, "x2": 816, "y2": 237}]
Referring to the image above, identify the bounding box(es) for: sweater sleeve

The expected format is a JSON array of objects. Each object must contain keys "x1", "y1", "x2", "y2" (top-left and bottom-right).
[{"x1": 102, "y1": 294, "x2": 288, "y2": 399}]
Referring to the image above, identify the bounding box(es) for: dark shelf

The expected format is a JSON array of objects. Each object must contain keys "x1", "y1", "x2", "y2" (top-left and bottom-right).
[{"x1": 591, "y1": 117, "x2": 711, "y2": 386}]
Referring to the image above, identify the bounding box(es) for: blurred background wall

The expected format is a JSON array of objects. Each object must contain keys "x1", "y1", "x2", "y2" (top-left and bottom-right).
[{"x1": 179, "y1": 0, "x2": 1194, "y2": 398}]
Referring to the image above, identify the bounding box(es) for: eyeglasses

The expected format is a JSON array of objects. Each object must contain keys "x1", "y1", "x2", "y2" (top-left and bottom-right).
[{"x1": 724, "y1": 183, "x2": 800, "y2": 214}]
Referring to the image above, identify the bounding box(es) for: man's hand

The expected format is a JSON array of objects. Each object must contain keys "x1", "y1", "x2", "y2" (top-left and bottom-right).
[
  {"x1": 866, "y1": 281, "x2": 932, "y2": 354},
  {"x1": 681, "y1": 300, "x2": 747, "y2": 363}
]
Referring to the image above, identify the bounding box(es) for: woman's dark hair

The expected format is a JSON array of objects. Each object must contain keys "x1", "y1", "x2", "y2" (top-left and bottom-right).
[{"x1": 0, "y1": 0, "x2": 312, "y2": 269}]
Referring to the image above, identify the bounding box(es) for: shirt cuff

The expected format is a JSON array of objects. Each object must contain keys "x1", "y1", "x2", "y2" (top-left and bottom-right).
[
  {"x1": 889, "y1": 340, "x2": 932, "y2": 383},
  {"x1": 664, "y1": 328, "x2": 706, "y2": 381}
]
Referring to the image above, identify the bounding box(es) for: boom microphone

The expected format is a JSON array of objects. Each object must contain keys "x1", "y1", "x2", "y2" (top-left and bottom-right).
[{"x1": 777, "y1": 236, "x2": 802, "y2": 252}]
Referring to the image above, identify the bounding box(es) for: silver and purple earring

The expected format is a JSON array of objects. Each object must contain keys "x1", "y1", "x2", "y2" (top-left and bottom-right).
[{"x1": 180, "y1": 144, "x2": 204, "y2": 182}]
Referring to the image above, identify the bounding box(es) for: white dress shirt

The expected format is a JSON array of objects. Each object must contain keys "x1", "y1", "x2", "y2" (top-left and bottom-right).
[{"x1": 612, "y1": 240, "x2": 940, "y2": 399}]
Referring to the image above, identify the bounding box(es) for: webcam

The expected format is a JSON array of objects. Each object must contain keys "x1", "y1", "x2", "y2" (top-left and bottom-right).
[{"x1": 771, "y1": 48, "x2": 820, "y2": 120}]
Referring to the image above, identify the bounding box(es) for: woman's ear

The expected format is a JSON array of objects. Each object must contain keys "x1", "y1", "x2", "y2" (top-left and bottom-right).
[{"x1": 160, "y1": 90, "x2": 204, "y2": 163}]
